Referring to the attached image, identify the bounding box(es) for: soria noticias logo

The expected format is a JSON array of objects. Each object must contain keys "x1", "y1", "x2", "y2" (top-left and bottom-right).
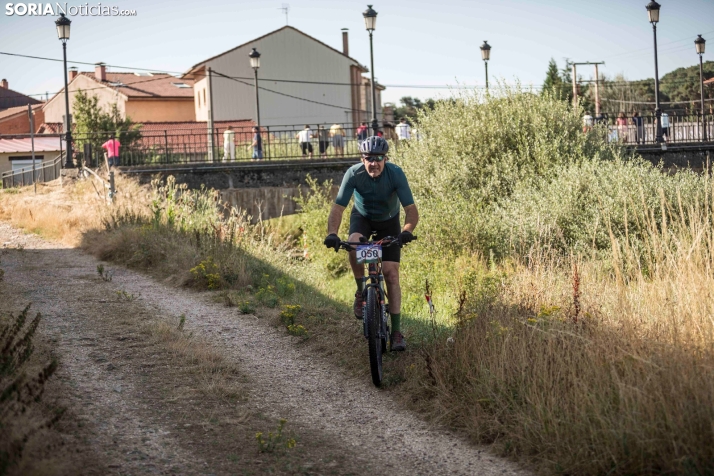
[{"x1": 5, "y1": 3, "x2": 137, "y2": 16}]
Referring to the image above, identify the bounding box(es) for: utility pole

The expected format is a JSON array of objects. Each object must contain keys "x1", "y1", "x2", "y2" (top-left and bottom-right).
[
  {"x1": 207, "y1": 67, "x2": 215, "y2": 162},
  {"x1": 571, "y1": 61, "x2": 605, "y2": 111},
  {"x1": 594, "y1": 63, "x2": 601, "y2": 117}
]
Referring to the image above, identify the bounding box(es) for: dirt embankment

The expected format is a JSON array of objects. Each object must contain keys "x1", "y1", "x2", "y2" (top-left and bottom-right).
[{"x1": 0, "y1": 222, "x2": 529, "y2": 476}]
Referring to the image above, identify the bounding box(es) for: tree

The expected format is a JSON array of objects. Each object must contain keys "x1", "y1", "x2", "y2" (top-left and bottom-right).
[
  {"x1": 393, "y1": 96, "x2": 436, "y2": 121},
  {"x1": 542, "y1": 58, "x2": 565, "y2": 100},
  {"x1": 72, "y1": 89, "x2": 141, "y2": 164}
]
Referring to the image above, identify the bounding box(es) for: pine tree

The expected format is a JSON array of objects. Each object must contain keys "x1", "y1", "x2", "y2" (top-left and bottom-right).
[{"x1": 542, "y1": 58, "x2": 562, "y2": 98}]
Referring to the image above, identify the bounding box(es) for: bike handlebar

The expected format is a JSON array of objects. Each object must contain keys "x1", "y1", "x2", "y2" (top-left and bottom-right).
[{"x1": 338, "y1": 235, "x2": 417, "y2": 252}]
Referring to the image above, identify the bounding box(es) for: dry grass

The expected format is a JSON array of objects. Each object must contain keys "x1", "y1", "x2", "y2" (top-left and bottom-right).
[
  {"x1": 403, "y1": 199, "x2": 714, "y2": 475},
  {"x1": 0, "y1": 175, "x2": 148, "y2": 246},
  {"x1": 5, "y1": 173, "x2": 714, "y2": 474}
]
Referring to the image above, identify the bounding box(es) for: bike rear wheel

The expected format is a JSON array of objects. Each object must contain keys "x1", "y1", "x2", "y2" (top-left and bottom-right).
[{"x1": 365, "y1": 287, "x2": 383, "y2": 387}]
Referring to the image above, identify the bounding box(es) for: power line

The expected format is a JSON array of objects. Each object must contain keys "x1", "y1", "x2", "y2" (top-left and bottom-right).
[
  {"x1": 603, "y1": 29, "x2": 714, "y2": 60},
  {"x1": 0, "y1": 51, "x2": 186, "y2": 74},
  {"x1": 600, "y1": 97, "x2": 714, "y2": 105}
]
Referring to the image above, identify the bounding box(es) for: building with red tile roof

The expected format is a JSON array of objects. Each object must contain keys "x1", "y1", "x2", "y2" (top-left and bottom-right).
[
  {"x1": 0, "y1": 104, "x2": 44, "y2": 135},
  {"x1": 0, "y1": 78, "x2": 42, "y2": 110},
  {"x1": 43, "y1": 63, "x2": 196, "y2": 125}
]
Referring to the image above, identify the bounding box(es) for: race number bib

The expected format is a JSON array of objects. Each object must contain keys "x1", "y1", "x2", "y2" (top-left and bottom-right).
[{"x1": 356, "y1": 244, "x2": 382, "y2": 264}]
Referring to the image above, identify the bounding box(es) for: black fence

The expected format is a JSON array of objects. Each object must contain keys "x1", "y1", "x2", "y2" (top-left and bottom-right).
[
  {"x1": 594, "y1": 113, "x2": 713, "y2": 145},
  {"x1": 72, "y1": 123, "x2": 397, "y2": 168}
]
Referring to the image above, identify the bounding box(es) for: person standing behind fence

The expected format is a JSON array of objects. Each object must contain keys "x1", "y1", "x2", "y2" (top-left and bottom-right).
[
  {"x1": 356, "y1": 122, "x2": 368, "y2": 141},
  {"x1": 583, "y1": 111, "x2": 593, "y2": 133},
  {"x1": 616, "y1": 112, "x2": 628, "y2": 143},
  {"x1": 661, "y1": 111, "x2": 670, "y2": 142},
  {"x1": 223, "y1": 125, "x2": 235, "y2": 162},
  {"x1": 395, "y1": 117, "x2": 411, "y2": 141},
  {"x1": 250, "y1": 126, "x2": 263, "y2": 161},
  {"x1": 330, "y1": 122, "x2": 345, "y2": 157},
  {"x1": 318, "y1": 125, "x2": 330, "y2": 159},
  {"x1": 296, "y1": 125, "x2": 313, "y2": 159},
  {"x1": 101, "y1": 134, "x2": 121, "y2": 169},
  {"x1": 632, "y1": 111, "x2": 644, "y2": 144}
]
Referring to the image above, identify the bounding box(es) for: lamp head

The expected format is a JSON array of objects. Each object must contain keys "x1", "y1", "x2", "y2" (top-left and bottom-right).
[
  {"x1": 55, "y1": 13, "x2": 71, "y2": 41},
  {"x1": 646, "y1": 0, "x2": 661, "y2": 24},
  {"x1": 695, "y1": 34, "x2": 706, "y2": 55},
  {"x1": 363, "y1": 5, "x2": 377, "y2": 31},
  {"x1": 249, "y1": 47, "x2": 261, "y2": 69},
  {"x1": 480, "y1": 40, "x2": 491, "y2": 61}
]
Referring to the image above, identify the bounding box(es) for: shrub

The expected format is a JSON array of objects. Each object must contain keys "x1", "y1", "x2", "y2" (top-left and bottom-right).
[
  {"x1": 190, "y1": 257, "x2": 223, "y2": 290},
  {"x1": 0, "y1": 305, "x2": 61, "y2": 475},
  {"x1": 255, "y1": 419, "x2": 296, "y2": 453}
]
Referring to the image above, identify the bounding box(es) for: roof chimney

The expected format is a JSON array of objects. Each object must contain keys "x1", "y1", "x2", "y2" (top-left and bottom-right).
[
  {"x1": 68, "y1": 67, "x2": 78, "y2": 81},
  {"x1": 0, "y1": 79, "x2": 7, "y2": 89},
  {"x1": 341, "y1": 28, "x2": 349, "y2": 56},
  {"x1": 94, "y1": 62, "x2": 106, "y2": 82}
]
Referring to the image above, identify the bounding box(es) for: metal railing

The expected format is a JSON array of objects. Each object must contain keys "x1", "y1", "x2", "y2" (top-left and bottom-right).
[
  {"x1": 71, "y1": 123, "x2": 402, "y2": 167},
  {"x1": 2, "y1": 152, "x2": 64, "y2": 188},
  {"x1": 594, "y1": 113, "x2": 714, "y2": 145}
]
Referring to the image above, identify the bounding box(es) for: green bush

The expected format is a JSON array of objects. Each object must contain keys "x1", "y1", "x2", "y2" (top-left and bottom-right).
[
  {"x1": 489, "y1": 156, "x2": 706, "y2": 256},
  {"x1": 392, "y1": 86, "x2": 625, "y2": 257}
]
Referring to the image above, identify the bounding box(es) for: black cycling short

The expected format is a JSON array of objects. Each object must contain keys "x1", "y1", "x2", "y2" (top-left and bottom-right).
[{"x1": 349, "y1": 208, "x2": 401, "y2": 262}]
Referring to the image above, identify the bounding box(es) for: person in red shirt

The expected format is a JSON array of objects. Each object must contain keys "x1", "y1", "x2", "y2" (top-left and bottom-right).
[{"x1": 101, "y1": 135, "x2": 121, "y2": 168}]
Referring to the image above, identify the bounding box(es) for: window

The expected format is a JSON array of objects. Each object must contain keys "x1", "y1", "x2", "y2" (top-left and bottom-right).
[
  {"x1": 171, "y1": 82, "x2": 191, "y2": 88},
  {"x1": 108, "y1": 82, "x2": 125, "y2": 87},
  {"x1": 134, "y1": 72, "x2": 153, "y2": 77},
  {"x1": 203, "y1": 89, "x2": 206, "y2": 105}
]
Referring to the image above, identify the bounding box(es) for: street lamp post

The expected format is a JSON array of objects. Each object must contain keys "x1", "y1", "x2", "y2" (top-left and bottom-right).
[
  {"x1": 695, "y1": 34, "x2": 707, "y2": 141},
  {"x1": 363, "y1": 5, "x2": 379, "y2": 136},
  {"x1": 249, "y1": 48, "x2": 262, "y2": 131},
  {"x1": 480, "y1": 41, "x2": 491, "y2": 91},
  {"x1": 55, "y1": 13, "x2": 73, "y2": 167},
  {"x1": 646, "y1": 1, "x2": 664, "y2": 144}
]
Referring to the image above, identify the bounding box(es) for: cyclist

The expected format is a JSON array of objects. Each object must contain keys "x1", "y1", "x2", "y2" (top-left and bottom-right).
[{"x1": 323, "y1": 136, "x2": 419, "y2": 351}]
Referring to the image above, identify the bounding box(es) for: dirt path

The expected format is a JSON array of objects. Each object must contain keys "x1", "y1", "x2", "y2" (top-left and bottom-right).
[{"x1": 0, "y1": 222, "x2": 530, "y2": 476}]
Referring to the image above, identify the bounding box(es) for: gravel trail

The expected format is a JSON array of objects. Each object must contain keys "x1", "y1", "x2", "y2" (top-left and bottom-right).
[{"x1": 0, "y1": 222, "x2": 530, "y2": 475}]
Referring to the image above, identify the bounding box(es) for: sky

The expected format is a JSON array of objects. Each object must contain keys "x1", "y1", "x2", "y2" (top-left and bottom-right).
[{"x1": 1, "y1": 0, "x2": 713, "y2": 106}]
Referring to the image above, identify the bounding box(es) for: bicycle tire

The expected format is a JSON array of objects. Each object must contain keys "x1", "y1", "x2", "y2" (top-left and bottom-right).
[{"x1": 365, "y1": 286, "x2": 383, "y2": 387}]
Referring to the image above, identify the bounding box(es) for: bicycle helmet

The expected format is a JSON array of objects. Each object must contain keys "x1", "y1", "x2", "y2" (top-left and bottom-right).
[{"x1": 359, "y1": 135, "x2": 389, "y2": 155}]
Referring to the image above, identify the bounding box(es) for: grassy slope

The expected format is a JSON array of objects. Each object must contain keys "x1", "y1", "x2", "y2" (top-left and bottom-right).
[{"x1": 3, "y1": 87, "x2": 714, "y2": 474}]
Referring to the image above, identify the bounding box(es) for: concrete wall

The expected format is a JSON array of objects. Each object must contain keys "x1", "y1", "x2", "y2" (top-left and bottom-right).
[
  {"x1": 202, "y1": 28, "x2": 368, "y2": 127},
  {"x1": 637, "y1": 146, "x2": 714, "y2": 172},
  {"x1": 129, "y1": 160, "x2": 354, "y2": 191},
  {"x1": 221, "y1": 185, "x2": 339, "y2": 222}
]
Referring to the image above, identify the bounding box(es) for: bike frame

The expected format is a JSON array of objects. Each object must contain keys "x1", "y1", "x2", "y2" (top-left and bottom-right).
[
  {"x1": 342, "y1": 237, "x2": 395, "y2": 340},
  {"x1": 360, "y1": 256, "x2": 389, "y2": 341}
]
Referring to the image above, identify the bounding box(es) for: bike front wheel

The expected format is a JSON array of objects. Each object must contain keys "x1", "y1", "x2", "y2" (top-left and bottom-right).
[{"x1": 365, "y1": 287, "x2": 383, "y2": 387}]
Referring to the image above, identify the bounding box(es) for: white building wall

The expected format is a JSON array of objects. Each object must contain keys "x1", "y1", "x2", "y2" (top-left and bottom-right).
[{"x1": 203, "y1": 28, "x2": 360, "y2": 128}]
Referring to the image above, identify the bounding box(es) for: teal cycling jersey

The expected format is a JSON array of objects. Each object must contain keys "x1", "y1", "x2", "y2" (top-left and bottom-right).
[{"x1": 335, "y1": 162, "x2": 415, "y2": 222}]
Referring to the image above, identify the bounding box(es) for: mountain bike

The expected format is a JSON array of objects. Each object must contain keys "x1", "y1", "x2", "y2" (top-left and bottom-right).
[{"x1": 339, "y1": 235, "x2": 416, "y2": 387}]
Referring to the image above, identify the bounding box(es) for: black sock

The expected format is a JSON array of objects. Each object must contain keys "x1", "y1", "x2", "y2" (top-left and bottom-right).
[{"x1": 356, "y1": 278, "x2": 364, "y2": 292}]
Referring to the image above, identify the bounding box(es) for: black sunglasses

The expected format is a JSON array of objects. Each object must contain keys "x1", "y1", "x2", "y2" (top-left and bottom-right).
[{"x1": 362, "y1": 155, "x2": 386, "y2": 163}]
